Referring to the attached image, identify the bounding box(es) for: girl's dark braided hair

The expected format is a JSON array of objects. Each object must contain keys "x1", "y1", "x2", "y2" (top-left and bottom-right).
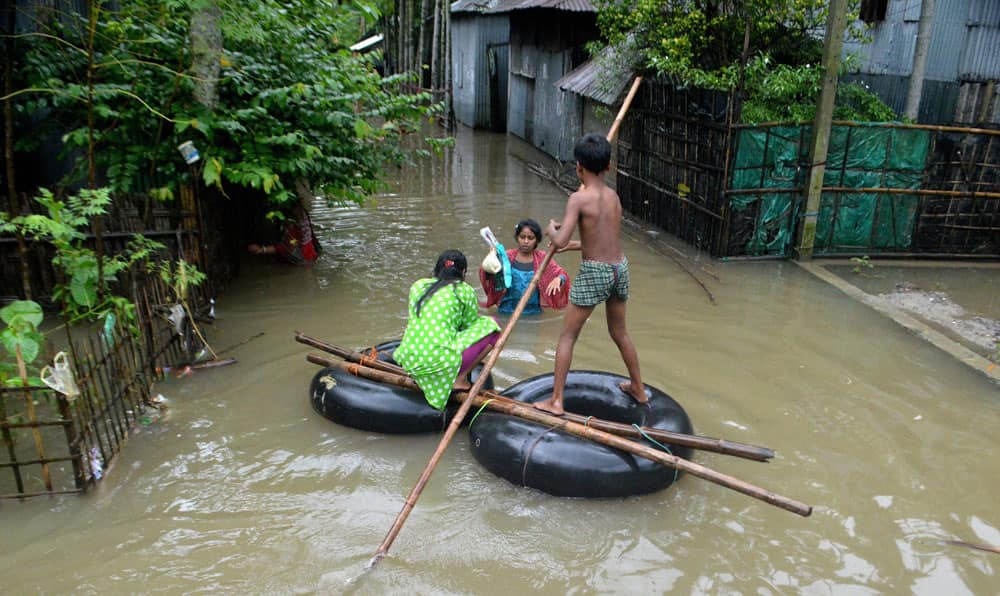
[{"x1": 415, "y1": 249, "x2": 467, "y2": 316}]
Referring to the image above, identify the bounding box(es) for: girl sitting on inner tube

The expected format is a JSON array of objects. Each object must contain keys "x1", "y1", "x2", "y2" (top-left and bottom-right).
[
  {"x1": 479, "y1": 218, "x2": 575, "y2": 315},
  {"x1": 394, "y1": 250, "x2": 501, "y2": 410}
]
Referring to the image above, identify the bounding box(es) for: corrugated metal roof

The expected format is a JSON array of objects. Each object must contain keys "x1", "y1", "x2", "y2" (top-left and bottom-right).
[
  {"x1": 452, "y1": 0, "x2": 592, "y2": 12},
  {"x1": 486, "y1": 0, "x2": 595, "y2": 13},
  {"x1": 451, "y1": 0, "x2": 504, "y2": 13},
  {"x1": 554, "y1": 49, "x2": 635, "y2": 105}
]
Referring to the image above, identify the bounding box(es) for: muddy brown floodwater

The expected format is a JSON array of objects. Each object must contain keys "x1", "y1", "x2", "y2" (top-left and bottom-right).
[{"x1": 3, "y1": 127, "x2": 999, "y2": 594}]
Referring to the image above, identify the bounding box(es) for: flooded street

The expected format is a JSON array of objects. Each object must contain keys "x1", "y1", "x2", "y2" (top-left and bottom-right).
[{"x1": 4, "y1": 127, "x2": 1000, "y2": 594}]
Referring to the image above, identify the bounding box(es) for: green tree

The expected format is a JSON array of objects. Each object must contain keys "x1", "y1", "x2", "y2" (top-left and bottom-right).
[
  {"x1": 592, "y1": 0, "x2": 894, "y2": 122},
  {"x1": 7, "y1": 0, "x2": 440, "y2": 209},
  {"x1": 1, "y1": 188, "x2": 163, "y2": 325},
  {"x1": 0, "y1": 300, "x2": 45, "y2": 386}
]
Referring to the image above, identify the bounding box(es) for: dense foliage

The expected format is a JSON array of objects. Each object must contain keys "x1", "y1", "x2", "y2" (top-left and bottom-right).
[
  {"x1": 1, "y1": 188, "x2": 162, "y2": 324},
  {"x1": 10, "y1": 0, "x2": 441, "y2": 208},
  {"x1": 592, "y1": 0, "x2": 896, "y2": 123},
  {"x1": 739, "y1": 56, "x2": 896, "y2": 123}
]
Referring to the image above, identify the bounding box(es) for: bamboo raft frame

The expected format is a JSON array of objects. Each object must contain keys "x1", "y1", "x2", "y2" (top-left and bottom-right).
[{"x1": 300, "y1": 342, "x2": 812, "y2": 518}]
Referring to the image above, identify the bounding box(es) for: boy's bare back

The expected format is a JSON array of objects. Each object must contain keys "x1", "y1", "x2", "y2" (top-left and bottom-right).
[
  {"x1": 548, "y1": 174, "x2": 624, "y2": 263},
  {"x1": 572, "y1": 179, "x2": 623, "y2": 263}
]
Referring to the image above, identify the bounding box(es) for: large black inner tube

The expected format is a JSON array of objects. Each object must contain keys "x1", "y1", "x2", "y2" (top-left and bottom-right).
[
  {"x1": 308, "y1": 340, "x2": 493, "y2": 434},
  {"x1": 468, "y1": 371, "x2": 694, "y2": 498}
]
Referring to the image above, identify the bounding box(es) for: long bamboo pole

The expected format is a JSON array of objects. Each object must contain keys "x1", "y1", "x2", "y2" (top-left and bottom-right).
[
  {"x1": 608, "y1": 77, "x2": 642, "y2": 142},
  {"x1": 370, "y1": 248, "x2": 558, "y2": 567},
  {"x1": 370, "y1": 81, "x2": 648, "y2": 567},
  {"x1": 308, "y1": 354, "x2": 813, "y2": 518},
  {"x1": 295, "y1": 332, "x2": 774, "y2": 462}
]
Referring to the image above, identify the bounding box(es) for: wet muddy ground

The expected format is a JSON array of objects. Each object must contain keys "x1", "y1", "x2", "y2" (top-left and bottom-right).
[{"x1": 824, "y1": 262, "x2": 1000, "y2": 362}]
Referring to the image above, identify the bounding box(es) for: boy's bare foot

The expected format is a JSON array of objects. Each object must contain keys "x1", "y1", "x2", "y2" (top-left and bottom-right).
[
  {"x1": 619, "y1": 381, "x2": 649, "y2": 404},
  {"x1": 533, "y1": 397, "x2": 565, "y2": 416},
  {"x1": 452, "y1": 379, "x2": 472, "y2": 393}
]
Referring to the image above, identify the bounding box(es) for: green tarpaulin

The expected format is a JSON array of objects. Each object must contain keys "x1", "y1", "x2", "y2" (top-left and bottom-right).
[{"x1": 729, "y1": 124, "x2": 929, "y2": 256}]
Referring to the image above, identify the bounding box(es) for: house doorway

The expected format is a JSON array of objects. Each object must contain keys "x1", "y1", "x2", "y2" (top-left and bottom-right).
[{"x1": 486, "y1": 42, "x2": 509, "y2": 132}]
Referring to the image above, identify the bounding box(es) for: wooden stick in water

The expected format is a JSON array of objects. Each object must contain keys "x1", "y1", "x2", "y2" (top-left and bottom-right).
[
  {"x1": 295, "y1": 332, "x2": 774, "y2": 462},
  {"x1": 308, "y1": 354, "x2": 813, "y2": 519},
  {"x1": 943, "y1": 540, "x2": 1000, "y2": 555}
]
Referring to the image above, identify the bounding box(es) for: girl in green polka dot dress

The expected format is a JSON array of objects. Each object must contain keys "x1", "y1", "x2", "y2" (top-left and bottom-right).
[{"x1": 394, "y1": 250, "x2": 501, "y2": 410}]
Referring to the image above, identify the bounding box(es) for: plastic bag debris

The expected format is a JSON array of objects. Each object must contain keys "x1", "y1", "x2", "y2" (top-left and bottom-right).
[{"x1": 40, "y1": 351, "x2": 81, "y2": 399}]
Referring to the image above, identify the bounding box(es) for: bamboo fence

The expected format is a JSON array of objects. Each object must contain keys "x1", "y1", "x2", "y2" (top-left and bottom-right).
[
  {"x1": 0, "y1": 275, "x2": 209, "y2": 499},
  {"x1": 617, "y1": 78, "x2": 1000, "y2": 258}
]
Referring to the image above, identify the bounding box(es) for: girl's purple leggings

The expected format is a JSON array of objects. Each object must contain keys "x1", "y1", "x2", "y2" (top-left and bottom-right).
[{"x1": 460, "y1": 331, "x2": 499, "y2": 372}]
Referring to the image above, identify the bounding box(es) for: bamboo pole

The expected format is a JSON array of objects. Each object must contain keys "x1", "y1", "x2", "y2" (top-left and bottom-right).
[
  {"x1": 724, "y1": 186, "x2": 1000, "y2": 200},
  {"x1": 904, "y1": 0, "x2": 935, "y2": 120},
  {"x1": 16, "y1": 346, "x2": 52, "y2": 491},
  {"x1": 2, "y1": 1, "x2": 31, "y2": 301},
  {"x1": 732, "y1": 120, "x2": 1000, "y2": 137},
  {"x1": 795, "y1": 0, "x2": 848, "y2": 261},
  {"x1": 295, "y1": 332, "x2": 774, "y2": 462},
  {"x1": 943, "y1": 540, "x2": 1000, "y2": 555},
  {"x1": 309, "y1": 354, "x2": 813, "y2": 519},
  {"x1": 608, "y1": 77, "x2": 642, "y2": 143}
]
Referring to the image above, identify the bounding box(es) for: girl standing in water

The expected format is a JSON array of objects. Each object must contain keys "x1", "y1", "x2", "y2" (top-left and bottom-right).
[
  {"x1": 479, "y1": 218, "x2": 573, "y2": 315},
  {"x1": 394, "y1": 250, "x2": 501, "y2": 409}
]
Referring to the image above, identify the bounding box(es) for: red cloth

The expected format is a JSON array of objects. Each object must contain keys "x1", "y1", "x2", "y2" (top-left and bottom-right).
[
  {"x1": 274, "y1": 218, "x2": 318, "y2": 264},
  {"x1": 479, "y1": 248, "x2": 570, "y2": 310}
]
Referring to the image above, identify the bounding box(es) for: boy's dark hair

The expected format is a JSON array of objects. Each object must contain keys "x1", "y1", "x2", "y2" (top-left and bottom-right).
[
  {"x1": 514, "y1": 219, "x2": 542, "y2": 244},
  {"x1": 416, "y1": 249, "x2": 467, "y2": 316},
  {"x1": 574, "y1": 133, "x2": 611, "y2": 174}
]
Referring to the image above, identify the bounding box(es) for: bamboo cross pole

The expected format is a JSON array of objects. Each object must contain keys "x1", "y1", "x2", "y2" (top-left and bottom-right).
[
  {"x1": 307, "y1": 353, "x2": 813, "y2": 519},
  {"x1": 295, "y1": 332, "x2": 774, "y2": 462}
]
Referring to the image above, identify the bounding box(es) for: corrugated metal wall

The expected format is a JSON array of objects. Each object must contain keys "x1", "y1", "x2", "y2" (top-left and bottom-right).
[
  {"x1": 845, "y1": 74, "x2": 962, "y2": 124},
  {"x1": 924, "y1": 0, "x2": 969, "y2": 80},
  {"x1": 843, "y1": 0, "x2": 1000, "y2": 124},
  {"x1": 450, "y1": 13, "x2": 510, "y2": 130},
  {"x1": 451, "y1": 16, "x2": 478, "y2": 129},
  {"x1": 532, "y1": 51, "x2": 577, "y2": 158},
  {"x1": 961, "y1": 20, "x2": 1000, "y2": 80},
  {"x1": 846, "y1": 17, "x2": 914, "y2": 76},
  {"x1": 506, "y1": 10, "x2": 596, "y2": 160},
  {"x1": 508, "y1": 72, "x2": 534, "y2": 140}
]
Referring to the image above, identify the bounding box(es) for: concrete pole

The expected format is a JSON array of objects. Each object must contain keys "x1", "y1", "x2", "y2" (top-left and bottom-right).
[
  {"x1": 795, "y1": 0, "x2": 849, "y2": 260},
  {"x1": 904, "y1": 0, "x2": 936, "y2": 121}
]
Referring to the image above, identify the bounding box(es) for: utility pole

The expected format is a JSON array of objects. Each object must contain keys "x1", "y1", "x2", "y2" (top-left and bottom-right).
[
  {"x1": 795, "y1": 0, "x2": 849, "y2": 260},
  {"x1": 904, "y1": 0, "x2": 935, "y2": 120}
]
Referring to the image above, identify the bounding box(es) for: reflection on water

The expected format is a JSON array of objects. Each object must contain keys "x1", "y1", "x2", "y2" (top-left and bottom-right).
[{"x1": 3, "y1": 127, "x2": 999, "y2": 593}]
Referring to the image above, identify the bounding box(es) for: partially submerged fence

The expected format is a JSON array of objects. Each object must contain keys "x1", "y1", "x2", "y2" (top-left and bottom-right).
[
  {"x1": 0, "y1": 186, "x2": 206, "y2": 305},
  {"x1": 617, "y1": 79, "x2": 1000, "y2": 258},
  {"x1": 0, "y1": 276, "x2": 210, "y2": 499}
]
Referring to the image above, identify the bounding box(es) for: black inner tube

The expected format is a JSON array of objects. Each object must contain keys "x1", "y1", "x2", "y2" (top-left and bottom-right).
[{"x1": 469, "y1": 371, "x2": 693, "y2": 498}]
